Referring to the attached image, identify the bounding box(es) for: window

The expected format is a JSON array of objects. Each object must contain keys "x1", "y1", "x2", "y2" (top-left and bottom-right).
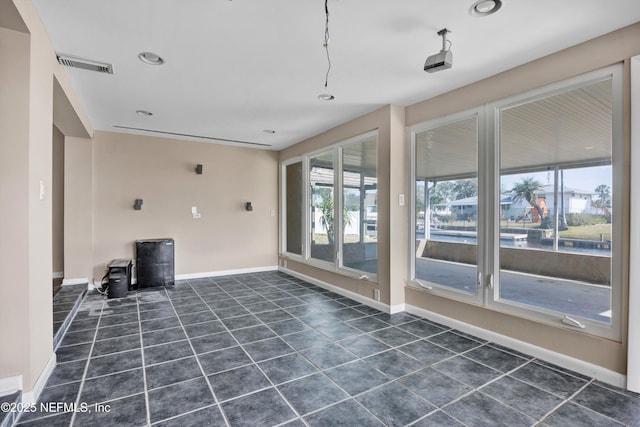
[
  {"x1": 283, "y1": 132, "x2": 378, "y2": 279},
  {"x1": 491, "y1": 72, "x2": 622, "y2": 338},
  {"x1": 411, "y1": 65, "x2": 623, "y2": 339},
  {"x1": 309, "y1": 150, "x2": 336, "y2": 264},
  {"x1": 341, "y1": 136, "x2": 378, "y2": 274},
  {"x1": 412, "y1": 113, "x2": 480, "y2": 302},
  {"x1": 285, "y1": 161, "x2": 303, "y2": 256}
]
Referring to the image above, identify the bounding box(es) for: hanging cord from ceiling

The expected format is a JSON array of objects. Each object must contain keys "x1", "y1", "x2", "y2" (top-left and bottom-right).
[{"x1": 323, "y1": 0, "x2": 331, "y2": 88}]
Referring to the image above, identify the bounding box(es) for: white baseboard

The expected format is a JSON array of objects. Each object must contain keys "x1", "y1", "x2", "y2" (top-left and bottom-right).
[
  {"x1": 52, "y1": 272, "x2": 64, "y2": 279},
  {"x1": 279, "y1": 267, "x2": 391, "y2": 313},
  {"x1": 0, "y1": 375, "x2": 22, "y2": 396},
  {"x1": 406, "y1": 304, "x2": 626, "y2": 389},
  {"x1": 176, "y1": 266, "x2": 278, "y2": 281},
  {"x1": 62, "y1": 278, "x2": 88, "y2": 286},
  {"x1": 21, "y1": 352, "x2": 56, "y2": 404},
  {"x1": 390, "y1": 303, "x2": 406, "y2": 314}
]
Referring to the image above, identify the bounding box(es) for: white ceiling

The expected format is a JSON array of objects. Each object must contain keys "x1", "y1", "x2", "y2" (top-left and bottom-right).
[{"x1": 32, "y1": 0, "x2": 640, "y2": 151}]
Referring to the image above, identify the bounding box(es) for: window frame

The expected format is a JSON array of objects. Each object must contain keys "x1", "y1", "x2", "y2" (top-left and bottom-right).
[
  {"x1": 408, "y1": 64, "x2": 624, "y2": 341},
  {"x1": 485, "y1": 64, "x2": 623, "y2": 341},
  {"x1": 281, "y1": 130, "x2": 379, "y2": 282},
  {"x1": 409, "y1": 108, "x2": 485, "y2": 305},
  {"x1": 281, "y1": 156, "x2": 307, "y2": 262}
]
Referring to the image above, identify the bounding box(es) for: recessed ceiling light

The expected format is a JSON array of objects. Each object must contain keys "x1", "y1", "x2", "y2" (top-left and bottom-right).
[
  {"x1": 136, "y1": 110, "x2": 153, "y2": 116},
  {"x1": 470, "y1": 0, "x2": 502, "y2": 16},
  {"x1": 138, "y1": 52, "x2": 164, "y2": 65},
  {"x1": 263, "y1": 129, "x2": 276, "y2": 134},
  {"x1": 318, "y1": 93, "x2": 335, "y2": 101}
]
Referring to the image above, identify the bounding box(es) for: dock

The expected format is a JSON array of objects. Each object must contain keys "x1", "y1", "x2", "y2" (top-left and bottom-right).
[{"x1": 430, "y1": 229, "x2": 528, "y2": 241}]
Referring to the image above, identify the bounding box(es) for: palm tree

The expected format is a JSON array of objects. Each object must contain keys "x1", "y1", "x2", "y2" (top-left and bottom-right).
[
  {"x1": 511, "y1": 177, "x2": 545, "y2": 221},
  {"x1": 318, "y1": 197, "x2": 336, "y2": 244},
  {"x1": 594, "y1": 184, "x2": 611, "y2": 209},
  {"x1": 318, "y1": 197, "x2": 353, "y2": 245}
]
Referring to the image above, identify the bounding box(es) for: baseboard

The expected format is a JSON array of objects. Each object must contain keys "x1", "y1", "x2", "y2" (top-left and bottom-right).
[
  {"x1": 0, "y1": 376, "x2": 22, "y2": 396},
  {"x1": 52, "y1": 272, "x2": 64, "y2": 279},
  {"x1": 279, "y1": 267, "x2": 391, "y2": 313},
  {"x1": 405, "y1": 304, "x2": 626, "y2": 389},
  {"x1": 53, "y1": 289, "x2": 87, "y2": 350},
  {"x1": 21, "y1": 352, "x2": 56, "y2": 404},
  {"x1": 390, "y1": 303, "x2": 406, "y2": 314},
  {"x1": 62, "y1": 278, "x2": 88, "y2": 286},
  {"x1": 176, "y1": 266, "x2": 278, "y2": 280}
]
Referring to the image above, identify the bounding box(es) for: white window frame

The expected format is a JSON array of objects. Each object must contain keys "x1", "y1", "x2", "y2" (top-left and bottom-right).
[
  {"x1": 487, "y1": 64, "x2": 623, "y2": 341},
  {"x1": 281, "y1": 131, "x2": 379, "y2": 282},
  {"x1": 409, "y1": 64, "x2": 623, "y2": 341},
  {"x1": 628, "y1": 54, "x2": 640, "y2": 392},
  {"x1": 281, "y1": 156, "x2": 306, "y2": 261},
  {"x1": 409, "y1": 107, "x2": 484, "y2": 306}
]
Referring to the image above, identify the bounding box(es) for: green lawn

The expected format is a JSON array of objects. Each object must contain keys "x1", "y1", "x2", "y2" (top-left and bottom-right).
[
  {"x1": 436, "y1": 220, "x2": 612, "y2": 241},
  {"x1": 559, "y1": 224, "x2": 612, "y2": 241}
]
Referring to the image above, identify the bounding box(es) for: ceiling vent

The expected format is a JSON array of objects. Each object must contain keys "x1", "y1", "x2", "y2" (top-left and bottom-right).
[{"x1": 56, "y1": 53, "x2": 113, "y2": 74}]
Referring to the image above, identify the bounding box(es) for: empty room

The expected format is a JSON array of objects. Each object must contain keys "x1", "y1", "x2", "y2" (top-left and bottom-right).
[{"x1": 1, "y1": 0, "x2": 640, "y2": 426}]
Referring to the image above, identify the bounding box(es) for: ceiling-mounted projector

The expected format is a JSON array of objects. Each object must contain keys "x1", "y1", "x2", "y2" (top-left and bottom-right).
[{"x1": 424, "y1": 28, "x2": 452, "y2": 73}]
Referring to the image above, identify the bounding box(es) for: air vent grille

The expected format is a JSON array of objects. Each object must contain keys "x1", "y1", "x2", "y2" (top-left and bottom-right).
[{"x1": 56, "y1": 53, "x2": 113, "y2": 74}]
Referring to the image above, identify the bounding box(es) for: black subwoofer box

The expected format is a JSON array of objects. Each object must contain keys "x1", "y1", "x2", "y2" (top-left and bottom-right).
[{"x1": 135, "y1": 238, "x2": 175, "y2": 288}]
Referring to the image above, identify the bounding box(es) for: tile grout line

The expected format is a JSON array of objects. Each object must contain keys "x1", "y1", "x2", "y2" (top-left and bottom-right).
[
  {"x1": 213, "y1": 276, "x2": 414, "y2": 425},
  {"x1": 135, "y1": 290, "x2": 154, "y2": 426},
  {"x1": 190, "y1": 277, "x2": 308, "y2": 426},
  {"x1": 52, "y1": 272, "x2": 629, "y2": 427},
  {"x1": 230, "y1": 276, "x2": 435, "y2": 424},
  {"x1": 277, "y1": 308, "x2": 527, "y2": 425},
  {"x1": 162, "y1": 281, "x2": 232, "y2": 427},
  {"x1": 68, "y1": 300, "x2": 106, "y2": 426},
  {"x1": 434, "y1": 357, "x2": 585, "y2": 426},
  {"x1": 536, "y1": 378, "x2": 628, "y2": 427},
  {"x1": 497, "y1": 358, "x2": 590, "y2": 401},
  {"x1": 286, "y1": 284, "x2": 616, "y2": 427},
  {"x1": 533, "y1": 378, "x2": 595, "y2": 426},
  {"x1": 225, "y1": 275, "x2": 343, "y2": 421},
  {"x1": 241, "y1": 277, "x2": 364, "y2": 426},
  {"x1": 74, "y1": 279, "x2": 434, "y2": 425}
]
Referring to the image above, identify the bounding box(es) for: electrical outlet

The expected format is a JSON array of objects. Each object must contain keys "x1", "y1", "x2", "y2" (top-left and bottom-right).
[{"x1": 374, "y1": 289, "x2": 381, "y2": 301}]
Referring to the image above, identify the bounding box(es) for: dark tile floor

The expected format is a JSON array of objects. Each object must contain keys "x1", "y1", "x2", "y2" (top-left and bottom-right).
[
  {"x1": 0, "y1": 391, "x2": 20, "y2": 427},
  {"x1": 16, "y1": 271, "x2": 640, "y2": 426},
  {"x1": 53, "y1": 284, "x2": 87, "y2": 348}
]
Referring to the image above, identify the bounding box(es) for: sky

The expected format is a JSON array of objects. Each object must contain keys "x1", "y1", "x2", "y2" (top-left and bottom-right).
[{"x1": 501, "y1": 165, "x2": 611, "y2": 194}]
